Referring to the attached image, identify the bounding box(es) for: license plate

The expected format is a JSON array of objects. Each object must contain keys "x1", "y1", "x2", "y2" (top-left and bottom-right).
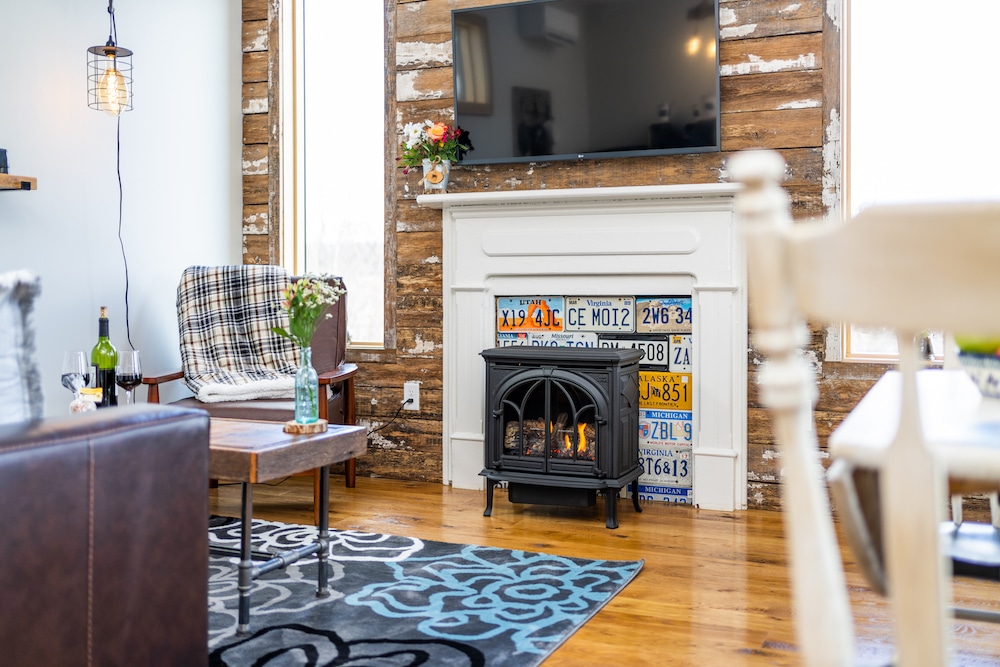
[
  {"x1": 599, "y1": 336, "x2": 669, "y2": 366},
  {"x1": 637, "y1": 445, "x2": 692, "y2": 486},
  {"x1": 631, "y1": 483, "x2": 693, "y2": 504},
  {"x1": 668, "y1": 334, "x2": 693, "y2": 372},
  {"x1": 639, "y1": 371, "x2": 692, "y2": 410},
  {"x1": 496, "y1": 332, "x2": 529, "y2": 347},
  {"x1": 636, "y1": 297, "x2": 692, "y2": 333},
  {"x1": 496, "y1": 297, "x2": 564, "y2": 332},
  {"x1": 638, "y1": 409, "x2": 693, "y2": 446},
  {"x1": 564, "y1": 296, "x2": 634, "y2": 332},
  {"x1": 529, "y1": 331, "x2": 598, "y2": 347}
]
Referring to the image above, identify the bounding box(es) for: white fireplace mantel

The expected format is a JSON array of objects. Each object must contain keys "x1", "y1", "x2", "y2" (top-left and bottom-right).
[{"x1": 419, "y1": 183, "x2": 748, "y2": 511}]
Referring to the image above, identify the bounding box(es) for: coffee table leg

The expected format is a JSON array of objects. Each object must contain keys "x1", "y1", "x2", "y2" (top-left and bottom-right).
[
  {"x1": 237, "y1": 481, "x2": 254, "y2": 634},
  {"x1": 317, "y1": 465, "x2": 331, "y2": 598}
]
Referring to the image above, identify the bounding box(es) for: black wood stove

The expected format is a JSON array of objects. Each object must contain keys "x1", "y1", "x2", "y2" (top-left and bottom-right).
[{"x1": 480, "y1": 347, "x2": 644, "y2": 528}]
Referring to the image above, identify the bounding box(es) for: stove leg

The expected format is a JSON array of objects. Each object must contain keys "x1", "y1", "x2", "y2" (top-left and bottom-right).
[
  {"x1": 484, "y1": 479, "x2": 497, "y2": 517},
  {"x1": 605, "y1": 490, "x2": 619, "y2": 529},
  {"x1": 632, "y1": 484, "x2": 643, "y2": 513}
]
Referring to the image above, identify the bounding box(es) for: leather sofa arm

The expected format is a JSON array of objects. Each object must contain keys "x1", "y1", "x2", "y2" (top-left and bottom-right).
[{"x1": 0, "y1": 404, "x2": 211, "y2": 665}]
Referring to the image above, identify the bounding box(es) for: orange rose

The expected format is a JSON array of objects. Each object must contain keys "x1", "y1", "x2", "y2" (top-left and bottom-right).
[{"x1": 426, "y1": 122, "x2": 448, "y2": 143}]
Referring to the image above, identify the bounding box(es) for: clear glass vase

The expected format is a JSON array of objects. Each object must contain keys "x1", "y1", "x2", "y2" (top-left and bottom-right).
[{"x1": 294, "y1": 346, "x2": 320, "y2": 424}]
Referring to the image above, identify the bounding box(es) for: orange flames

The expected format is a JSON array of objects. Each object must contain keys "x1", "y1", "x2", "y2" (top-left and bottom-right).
[{"x1": 562, "y1": 422, "x2": 588, "y2": 455}]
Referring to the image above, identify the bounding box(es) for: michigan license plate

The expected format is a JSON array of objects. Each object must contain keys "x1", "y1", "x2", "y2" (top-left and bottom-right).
[
  {"x1": 496, "y1": 297, "x2": 564, "y2": 332},
  {"x1": 564, "y1": 296, "x2": 634, "y2": 332}
]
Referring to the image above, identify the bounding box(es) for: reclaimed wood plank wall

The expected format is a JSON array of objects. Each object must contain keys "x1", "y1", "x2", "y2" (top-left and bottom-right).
[{"x1": 240, "y1": 0, "x2": 904, "y2": 510}]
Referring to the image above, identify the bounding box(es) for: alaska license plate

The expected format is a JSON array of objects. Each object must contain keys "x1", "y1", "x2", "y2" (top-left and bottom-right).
[
  {"x1": 564, "y1": 296, "x2": 634, "y2": 332},
  {"x1": 496, "y1": 297, "x2": 564, "y2": 332},
  {"x1": 636, "y1": 297, "x2": 692, "y2": 333},
  {"x1": 639, "y1": 371, "x2": 692, "y2": 410},
  {"x1": 599, "y1": 336, "x2": 669, "y2": 366}
]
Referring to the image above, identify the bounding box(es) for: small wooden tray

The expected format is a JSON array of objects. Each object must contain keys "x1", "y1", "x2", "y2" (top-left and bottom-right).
[{"x1": 283, "y1": 419, "x2": 328, "y2": 434}]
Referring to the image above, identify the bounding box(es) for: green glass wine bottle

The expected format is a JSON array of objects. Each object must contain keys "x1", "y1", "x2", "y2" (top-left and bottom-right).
[{"x1": 91, "y1": 306, "x2": 119, "y2": 407}]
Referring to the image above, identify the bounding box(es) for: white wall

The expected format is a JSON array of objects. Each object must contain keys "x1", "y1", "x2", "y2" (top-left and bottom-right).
[{"x1": 0, "y1": 0, "x2": 243, "y2": 416}]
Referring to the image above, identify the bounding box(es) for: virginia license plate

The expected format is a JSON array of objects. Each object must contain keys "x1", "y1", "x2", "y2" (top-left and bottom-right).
[
  {"x1": 599, "y1": 336, "x2": 669, "y2": 366},
  {"x1": 496, "y1": 297, "x2": 564, "y2": 332},
  {"x1": 637, "y1": 445, "x2": 692, "y2": 486},
  {"x1": 564, "y1": 296, "x2": 635, "y2": 332},
  {"x1": 639, "y1": 371, "x2": 692, "y2": 410},
  {"x1": 636, "y1": 297, "x2": 692, "y2": 333}
]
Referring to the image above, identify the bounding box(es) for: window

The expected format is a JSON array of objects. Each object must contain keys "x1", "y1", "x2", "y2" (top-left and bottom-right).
[
  {"x1": 283, "y1": 0, "x2": 387, "y2": 346},
  {"x1": 844, "y1": 0, "x2": 1000, "y2": 360}
]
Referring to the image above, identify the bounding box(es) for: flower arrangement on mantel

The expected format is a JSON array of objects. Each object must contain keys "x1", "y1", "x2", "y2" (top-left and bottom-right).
[
  {"x1": 397, "y1": 120, "x2": 473, "y2": 173},
  {"x1": 271, "y1": 275, "x2": 346, "y2": 350}
]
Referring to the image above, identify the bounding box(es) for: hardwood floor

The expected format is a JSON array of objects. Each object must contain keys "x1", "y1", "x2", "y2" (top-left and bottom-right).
[{"x1": 210, "y1": 475, "x2": 1000, "y2": 666}]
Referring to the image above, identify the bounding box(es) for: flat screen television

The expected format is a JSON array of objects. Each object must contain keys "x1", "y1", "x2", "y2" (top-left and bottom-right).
[{"x1": 451, "y1": 0, "x2": 720, "y2": 166}]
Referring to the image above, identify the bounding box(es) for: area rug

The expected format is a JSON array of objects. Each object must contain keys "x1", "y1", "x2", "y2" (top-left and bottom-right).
[{"x1": 208, "y1": 517, "x2": 643, "y2": 666}]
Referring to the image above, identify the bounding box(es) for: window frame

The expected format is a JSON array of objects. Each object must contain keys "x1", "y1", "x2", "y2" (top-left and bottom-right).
[{"x1": 279, "y1": 0, "x2": 396, "y2": 352}]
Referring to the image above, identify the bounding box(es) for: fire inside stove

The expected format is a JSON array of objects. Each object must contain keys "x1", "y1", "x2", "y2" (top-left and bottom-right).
[{"x1": 503, "y1": 417, "x2": 597, "y2": 461}]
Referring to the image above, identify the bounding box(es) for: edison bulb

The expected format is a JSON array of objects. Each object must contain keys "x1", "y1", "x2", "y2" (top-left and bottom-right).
[{"x1": 98, "y1": 64, "x2": 129, "y2": 116}]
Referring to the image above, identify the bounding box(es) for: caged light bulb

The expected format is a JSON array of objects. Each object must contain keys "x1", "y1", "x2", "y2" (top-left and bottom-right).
[{"x1": 98, "y1": 59, "x2": 129, "y2": 116}]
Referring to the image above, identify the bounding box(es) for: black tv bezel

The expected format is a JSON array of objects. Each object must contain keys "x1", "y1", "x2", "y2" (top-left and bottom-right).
[{"x1": 450, "y1": 0, "x2": 722, "y2": 167}]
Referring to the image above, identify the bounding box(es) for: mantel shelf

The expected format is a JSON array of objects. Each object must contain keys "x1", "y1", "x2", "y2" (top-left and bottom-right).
[{"x1": 0, "y1": 174, "x2": 37, "y2": 191}]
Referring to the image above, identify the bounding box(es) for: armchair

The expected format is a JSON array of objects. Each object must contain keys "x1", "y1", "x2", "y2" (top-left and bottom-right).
[
  {"x1": 732, "y1": 150, "x2": 1000, "y2": 665},
  {"x1": 144, "y1": 266, "x2": 359, "y2": 518}
]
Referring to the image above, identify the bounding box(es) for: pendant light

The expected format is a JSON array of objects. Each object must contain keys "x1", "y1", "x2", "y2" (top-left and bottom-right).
[{"x1": 87, "y1": 0, "x2": 132, "y2": 116}]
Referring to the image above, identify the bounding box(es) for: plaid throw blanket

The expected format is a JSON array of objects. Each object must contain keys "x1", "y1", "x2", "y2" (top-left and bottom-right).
[{"x1": 177, "y1": 265, "x2": 301, "y2": 403}]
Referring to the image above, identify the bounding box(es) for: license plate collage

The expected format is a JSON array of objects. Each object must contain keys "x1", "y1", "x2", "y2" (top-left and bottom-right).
[{"x1": 495, "y1": 295, "x2": 695, "y2": 504}]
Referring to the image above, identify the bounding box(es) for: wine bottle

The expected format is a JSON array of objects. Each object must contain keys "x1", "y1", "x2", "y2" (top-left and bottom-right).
[{"x1": 91, "y1": 306, "x2": 119, "y2": 407}]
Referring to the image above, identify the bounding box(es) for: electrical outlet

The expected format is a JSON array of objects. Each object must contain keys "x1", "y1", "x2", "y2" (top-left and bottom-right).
[{"x1": 403, "y1": 381, "x2": 420, "y2": 411}]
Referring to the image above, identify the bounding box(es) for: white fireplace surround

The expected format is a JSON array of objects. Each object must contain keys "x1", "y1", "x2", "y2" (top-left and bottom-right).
[{"x1": 419, "y1": 183, "x2": 748, "y2": 511}]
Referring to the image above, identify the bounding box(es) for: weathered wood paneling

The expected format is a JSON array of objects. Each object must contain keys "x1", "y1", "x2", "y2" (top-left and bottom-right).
[
  {"x1": 242, "y1": 204, "x2": 268, "y2": 235},
  {"x1": 720, "y1": 0, "x2": 824, "y2": 40},
  {"x1": 242, "y1": 51, "x2": 267, "y2": 83},
  {"x1": 242, "y1": 19, "x2": 268, "y2": 53},
  {"x1": 242, "y1": 82, "x2": 268, "y2": 114},
  {"x1": 242, "y1": 113, "x2": 268, "y2": 145},
  {"x1": 242, "y1": 0, "x2": 267, "y2": 22},
  {"x1": 719, "y1": 33, "x2": 823, "y2": 76}
]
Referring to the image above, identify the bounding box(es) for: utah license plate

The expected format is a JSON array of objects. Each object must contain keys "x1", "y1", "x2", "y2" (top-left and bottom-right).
[{"x1": 496, "y1": 297, "x2": 564, "y2": 332}]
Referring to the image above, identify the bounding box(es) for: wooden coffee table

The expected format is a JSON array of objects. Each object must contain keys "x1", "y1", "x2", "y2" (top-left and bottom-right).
[{"x1": 208, "y1": 418, "x2": 367, "y2": 634}]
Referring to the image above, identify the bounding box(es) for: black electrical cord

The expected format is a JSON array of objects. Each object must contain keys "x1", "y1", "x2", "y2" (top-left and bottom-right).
[
  {"x1": 368, "y1": 398, "x2": 414, "y2": 435},
  {"x1": 115, "y1": 114, "x2": 134, "y2": 350}
]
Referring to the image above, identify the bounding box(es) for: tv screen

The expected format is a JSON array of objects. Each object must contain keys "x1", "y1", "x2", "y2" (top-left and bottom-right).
[{"x1": 451, "y1": 0, "x2": 720, "y2": 165}]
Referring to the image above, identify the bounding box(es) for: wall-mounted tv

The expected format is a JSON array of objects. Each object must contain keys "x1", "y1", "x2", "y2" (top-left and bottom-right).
[{"x1": 451, "y1": 0, "x2": 720, "y2": 166}]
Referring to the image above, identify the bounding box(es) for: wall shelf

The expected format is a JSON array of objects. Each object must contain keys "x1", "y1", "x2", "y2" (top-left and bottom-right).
[{"x1": 0, "y1": 174, "x2": 37, "y2": 191}]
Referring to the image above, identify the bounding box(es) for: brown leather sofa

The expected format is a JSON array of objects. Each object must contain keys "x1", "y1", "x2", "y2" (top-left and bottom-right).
[{"x1": 0, "y1": 404, "x2": 210, "y2": 667}]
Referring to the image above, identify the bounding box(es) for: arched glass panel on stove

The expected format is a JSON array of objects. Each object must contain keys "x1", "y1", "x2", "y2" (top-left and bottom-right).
[{"x1": 499, "y1": 373, "x2": 600, "y2": 463}]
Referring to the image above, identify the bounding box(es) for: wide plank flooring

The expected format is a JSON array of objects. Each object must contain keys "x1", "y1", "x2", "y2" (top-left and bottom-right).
[{"x1": 210, "y1": 475, "x2": 1000, "y2": 665}]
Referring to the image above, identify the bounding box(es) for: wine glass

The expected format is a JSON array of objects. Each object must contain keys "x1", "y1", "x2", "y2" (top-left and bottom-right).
[
  {"x1": 61, "y1": 350, "x2": 89, "y2": 399},
  {"x1": 115, "y1": 350, "x2": 142, "y2": 406}
]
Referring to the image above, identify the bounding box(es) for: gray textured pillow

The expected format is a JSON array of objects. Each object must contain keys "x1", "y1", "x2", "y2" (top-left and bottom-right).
[{"x1": 0, "y1": 271, "x2": 43, "y2": 424}]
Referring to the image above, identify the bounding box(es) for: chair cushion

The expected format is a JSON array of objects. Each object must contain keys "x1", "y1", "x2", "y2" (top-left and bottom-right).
[{"x1": 0, "y1": 271, "x2": 42, "y2": 424}]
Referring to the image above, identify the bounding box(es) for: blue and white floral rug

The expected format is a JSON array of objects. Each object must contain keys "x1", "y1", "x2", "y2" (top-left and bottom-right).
[{"x1": 208, "y1": 517, "x2": 643, "y2": 666}]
